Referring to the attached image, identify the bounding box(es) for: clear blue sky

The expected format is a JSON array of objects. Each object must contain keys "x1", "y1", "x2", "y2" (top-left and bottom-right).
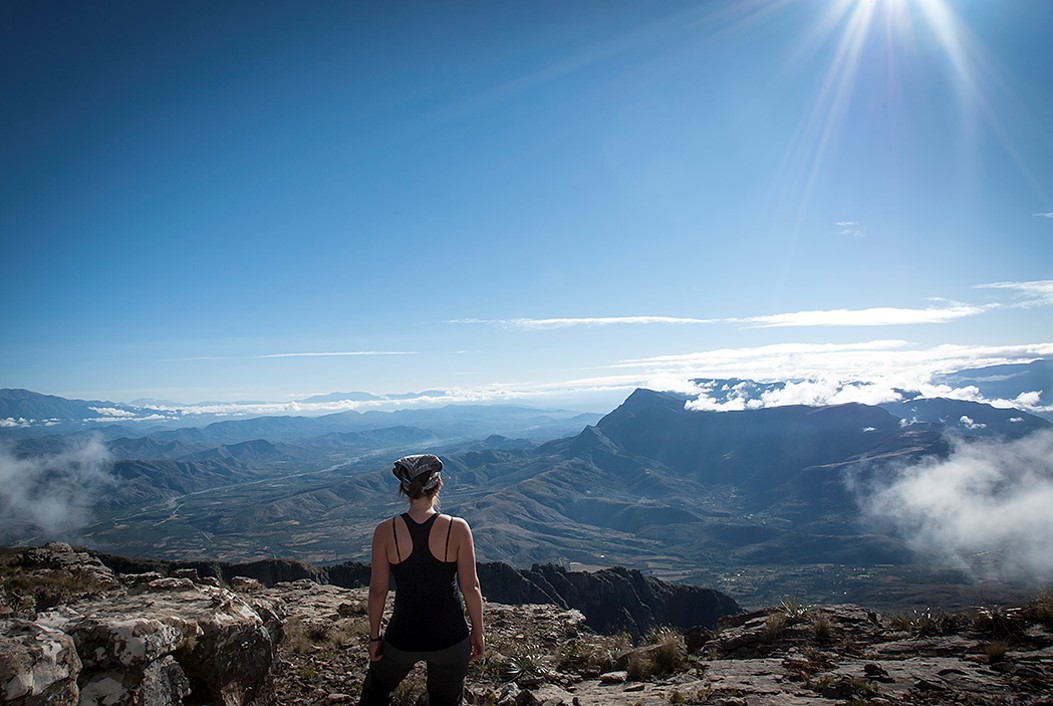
[{"x1": 2, "y1": 0, "x2": 1051, "y2": 412}]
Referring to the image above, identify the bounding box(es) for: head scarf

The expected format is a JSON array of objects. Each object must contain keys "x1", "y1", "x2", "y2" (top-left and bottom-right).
[{"x1": 392, "y1": 454, "x2": 443, "y2": 492}]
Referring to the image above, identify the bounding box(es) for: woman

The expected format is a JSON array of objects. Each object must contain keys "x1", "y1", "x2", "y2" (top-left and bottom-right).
[{"x1": 359, "y1": 454, "x2": 485, "y2": 706}]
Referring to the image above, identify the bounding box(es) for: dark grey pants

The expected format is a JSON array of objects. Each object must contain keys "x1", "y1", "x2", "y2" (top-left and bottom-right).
[{"x1": 359, "y1": 637, "x2": 471, "y2": 706}]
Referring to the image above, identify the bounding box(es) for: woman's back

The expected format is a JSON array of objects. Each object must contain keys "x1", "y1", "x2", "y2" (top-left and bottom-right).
[{"x1": 385, "y1": 513, "x2": 469, "y2": 651}]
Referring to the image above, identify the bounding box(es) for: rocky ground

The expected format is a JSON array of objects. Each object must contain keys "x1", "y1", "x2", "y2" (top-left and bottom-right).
[
  {"x1": 3, "y1": 543, "x2": 1053, "y2": 706},
  {"x1": 266, "y1": 581, "x2": 1053, "y2": 706}
]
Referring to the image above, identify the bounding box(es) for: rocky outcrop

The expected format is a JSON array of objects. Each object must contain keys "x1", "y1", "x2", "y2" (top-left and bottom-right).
[
  {"x1": 0, "y1": 619, "x2": 81, "y2": 704},
  {"x1": 1, "y1": 543, "x2": 284, "y2": 705},
  {"x1": 5, "y1": 544, "x2": 1053, "y2": 706},
  {"x1": 91, "y1": 552, "x2": 741, "y2": 638},
  {"x1": 93, "y1": 552, "x2": 325, "y2": 587}
]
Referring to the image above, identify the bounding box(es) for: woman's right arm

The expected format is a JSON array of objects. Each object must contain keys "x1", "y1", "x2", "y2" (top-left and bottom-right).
[{"x1": 367, "y1": 521, "x2": 391, "y2": 661}]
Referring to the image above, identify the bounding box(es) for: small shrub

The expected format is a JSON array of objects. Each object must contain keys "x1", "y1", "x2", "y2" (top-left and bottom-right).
[
  {"x1": 889, "y1": 609, "x2": 961, "y2": 637},
  {"x1": 780, "y1": 597, "x2": 811, "y2": 621},
  {"x1": 626, "y1": 652, "x2": 648, "y2": 681},
  {"x1": 506, "y1": 651, "x2": 547, "y2": 682},
  {"x1": 1026, "y1": 588, "x2": 1053, "y2": 626},
  {"x1": 972, "y1": 606, "x2": 1025, "y2": 639},
  {"x1": 985, "y1": 641, "x2": 1008, "y2": 663},
  {"x1": 555, "y1": 638, "x2": 607, "y2": 674},
  {"x1": 649, "y1": 627, "x2": 686, "y2": 675},
  {"x1": 762, "y1": 612, "x2": 788, "y2": 643},
  {"x1": 668, "y1": 688, "x2": 685, "y2": 704},
  {"x1": 811, "y1": 614, "x2": 833, "y2": 643}
]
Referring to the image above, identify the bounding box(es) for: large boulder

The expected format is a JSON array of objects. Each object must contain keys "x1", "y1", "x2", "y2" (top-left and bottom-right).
[
  {"x1": 40, "y1": 578, "x2": 279, "y2": 706},
  {"x1": 0, "y1": 619, "x2": 81, "y2": 705},
  {"x1": 2, "y1": 544, "x2": 284, "y2": 706}
]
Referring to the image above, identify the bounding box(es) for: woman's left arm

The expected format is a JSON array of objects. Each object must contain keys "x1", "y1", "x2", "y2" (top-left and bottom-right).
[{"x1": 455, "y1": 519, "x2": 485, "y2": 659}]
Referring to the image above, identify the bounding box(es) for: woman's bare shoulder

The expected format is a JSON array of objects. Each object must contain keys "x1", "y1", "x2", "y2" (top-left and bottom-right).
[
  {"x1": 445, "y1": 515, "x2": 473, "y2": 534},
  {"x1": 371, "y1": 517, "x2": 397, "y2": 539}
]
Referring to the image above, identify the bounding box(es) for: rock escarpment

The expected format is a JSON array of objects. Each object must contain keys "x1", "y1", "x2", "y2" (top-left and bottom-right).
[
  {"x1": 92, "y1": 553, "x2": 741, "y2": 639},
  {"x1": 1, "y1": 544, "x2": 284, "y2": 705}
]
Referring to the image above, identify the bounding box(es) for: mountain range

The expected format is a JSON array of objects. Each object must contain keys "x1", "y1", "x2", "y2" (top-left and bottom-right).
[{"x1": 3, "y1": 359, "x2": 1051, "y2": 608}]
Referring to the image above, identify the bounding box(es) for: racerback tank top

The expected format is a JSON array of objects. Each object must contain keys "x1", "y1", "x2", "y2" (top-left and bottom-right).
[{"x1": 384, "y1": 513, "x2": 469, "y2": 651}]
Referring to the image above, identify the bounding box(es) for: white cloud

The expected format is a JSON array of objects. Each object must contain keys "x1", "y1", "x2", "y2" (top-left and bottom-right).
[
  {"x1": 614, "y1": 341, "x2": 1053, "y2": 411},
  {"x1": 685, "y1": 378, "x2": 903, "y2": 411},
  {"x1": 455, "y1": 302, "x2": 994, "y2": 332},
  {"x1": 1, "y1": 417, "x2": 31, "y2": 428},
  {"x1": 836, "y1": 220, "x2": 864, "y2": 237},
  {"x1": 0, "y1": 438, "x2": 114, "y2": 541},
  {"x1": 735, "y1": 303, "x2": 991, "y2": 327},
  {"x1": 976, "y1": 280, "x2": 1053, "y2": 307},
  {"x1": 858, "y1": 430, "x2": 1053, "y2": 583},
  {"x1": 1033, "y1": 212, "x2": 1053, "y2": 219},
  {"x1": 89, "y1": 406, "x2": 135, "y2": 418}
]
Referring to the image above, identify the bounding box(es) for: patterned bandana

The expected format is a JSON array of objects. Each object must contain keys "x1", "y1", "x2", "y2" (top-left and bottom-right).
[{"x1": 392, "y1": 454, "x2": 443, "y2": 491}]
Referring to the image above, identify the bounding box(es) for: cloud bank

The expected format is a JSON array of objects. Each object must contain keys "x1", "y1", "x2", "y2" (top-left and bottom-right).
[
  {"x1": 859, "y1": 429, "x2": 1053, "y2": 584},
  {"x1": 0, "y1": 438, "x2": 114, "y2": 541}
]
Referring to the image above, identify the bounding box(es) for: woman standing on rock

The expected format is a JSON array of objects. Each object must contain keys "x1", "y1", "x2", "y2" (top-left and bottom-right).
[{"x1": 360, "y1": 454, "x2": 485, "y2": 706}]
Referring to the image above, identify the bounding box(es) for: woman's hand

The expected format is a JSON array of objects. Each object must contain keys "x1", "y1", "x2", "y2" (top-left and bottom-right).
[
  {"x1": 369, "y1": 639, "x2": 384, "y2": 662},
  {"x1": 470, "y1": 627, "x2": 485, "y2": 660}
]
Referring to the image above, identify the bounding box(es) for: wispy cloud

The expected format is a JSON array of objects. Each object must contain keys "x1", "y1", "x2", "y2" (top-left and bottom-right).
[
  {"x1": 734, "y1": 303, "x2": 992, "y2": 327},
  {"x1": 450, "y1": 316, "x2": 718, "y2": 330},
  {"x1": 836, "y1": 219, "x2": 864, "y2": 237},
  {"x1": 454, "y1": 303, "x2": 991, "y2": 331},
  {"x1": 1033, "y1": 212, "x2": 1053, "y2": 219},
  {"x1": 976, "y1": 280, "x2": 1053, "y2": 307}
]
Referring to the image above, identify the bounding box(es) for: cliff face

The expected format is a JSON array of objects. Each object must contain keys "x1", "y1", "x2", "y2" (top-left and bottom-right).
[{"x1": 477, "y1": 563, "x2": 740, "y2": 637}]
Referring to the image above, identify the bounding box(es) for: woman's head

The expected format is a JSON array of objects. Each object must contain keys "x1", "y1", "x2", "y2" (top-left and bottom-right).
[{"x1": 392, "y1": 454, "x2": 444, "y2": 503}]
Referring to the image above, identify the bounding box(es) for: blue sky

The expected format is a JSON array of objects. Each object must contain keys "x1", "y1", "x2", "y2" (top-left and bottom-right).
[{"x1": 2, "y1": 0, "x2": 1051, "y2": 414}]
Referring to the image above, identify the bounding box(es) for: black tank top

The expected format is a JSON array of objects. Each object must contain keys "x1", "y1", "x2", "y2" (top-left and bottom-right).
[{"x1": 385, "y1": 513, "x2": 469, "y2": 651}]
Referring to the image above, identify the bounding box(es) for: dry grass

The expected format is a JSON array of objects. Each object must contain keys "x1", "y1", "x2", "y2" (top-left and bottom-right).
[
  {"x1": 762, "y1": 612, "x2": 788, "y2": 643},
  {"x1": 554, "y1": 633, "x2": 631, "y2": 675},
  {"x1": 1027, "y1": 588, "x2": 1053, "y2": 626},
  {"x1": 984, "y1": 641, "x2": 1009, "y2": 663},
  {"x1": 811, "y1": 613, "x2": 834, "y2": 643},
  {"x1": 0, "y1": 565, "x2": 110, "y2": 613}
]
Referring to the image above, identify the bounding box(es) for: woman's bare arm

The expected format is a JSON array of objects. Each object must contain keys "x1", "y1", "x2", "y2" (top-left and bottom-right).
[
  {"x1": 367, "y1": 520, "x2": 392, "y2": 661},
  {"x1": 455, "y1": 518, "x2": 485, "y2": 659}
]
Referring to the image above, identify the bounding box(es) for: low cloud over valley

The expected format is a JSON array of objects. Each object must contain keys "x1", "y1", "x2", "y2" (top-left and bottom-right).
[
  {"x1": 858, "y1": 429, "x2": 1053, "y2": 584},
  {"x1": 0, "y1": 438, "x2": 114, "y2": 542}
]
